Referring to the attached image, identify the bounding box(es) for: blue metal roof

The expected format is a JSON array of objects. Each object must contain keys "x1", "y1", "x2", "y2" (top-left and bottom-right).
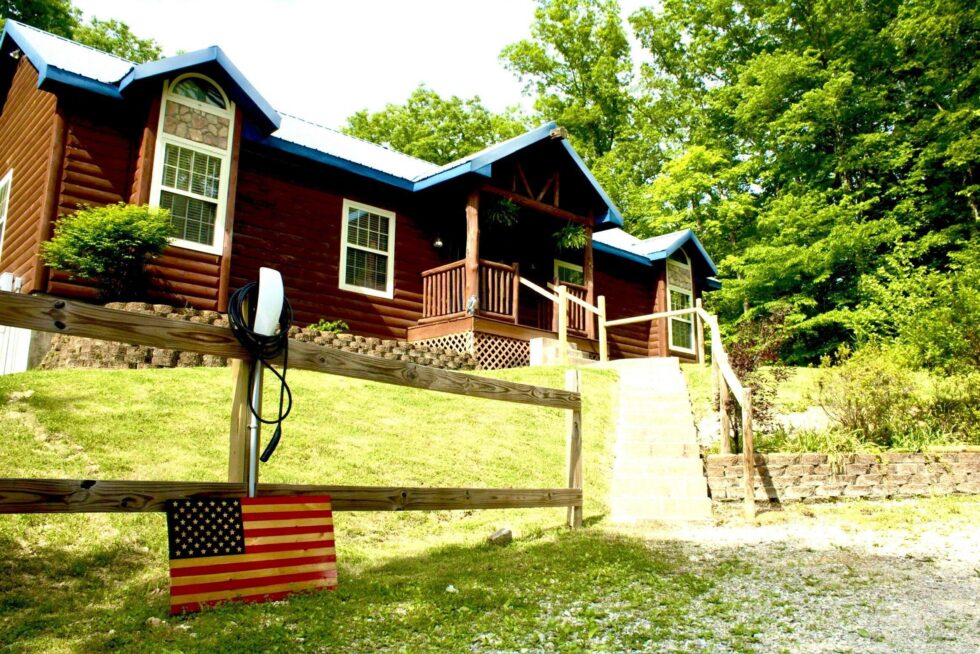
[
  {"x1": 593, "y1": 228, "x2": 719, "y2": 276},
  {"x1": 1, "y1": 20, "x2": 623, "y2": 225},
  {"x1": 1, "y1": 20, "x2": 280, "y2": 131}
]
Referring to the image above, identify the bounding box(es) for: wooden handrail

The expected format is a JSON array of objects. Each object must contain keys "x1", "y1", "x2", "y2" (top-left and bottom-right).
[
  {"x1": 478, "y1": 259, "x2": 516, "y2": 272},
  {"x1": 421, "y1": 259, "x2": 466, "y2": 277},
  {"x1": 547, "y1": 282, "x2": 600, "y2": 315},
  {"x1": 519, "y1": 276, "x2": 558, "y2": 303},
  {"x1": 0, "y1": 292, "x2": 579, "y2": 410},
  {"x1": 604, "y1": 307, "x2": 697, "y2": 328}
]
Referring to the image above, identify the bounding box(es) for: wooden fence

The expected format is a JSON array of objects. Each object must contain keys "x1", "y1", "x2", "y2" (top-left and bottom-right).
[{"x1": 0, "y1": 292, "x2": 584, "y2": 526}]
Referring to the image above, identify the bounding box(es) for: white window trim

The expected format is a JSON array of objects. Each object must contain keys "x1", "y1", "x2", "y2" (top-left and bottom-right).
[
  {"x1": 148, "y1": 75, "x2": 235, "y2": 256},
  {"x1": 554, "y1": 258, "x2": 584, "y2": 285},
  {"x1": 0, "y1": 170, "x2": 12, "y2": 263},
  {"x1": 339, "y1": 199, "x2": 397, "y2": 300},
  {"x1": 666, "y1": 248, "x2": 696, "y2": 355}
]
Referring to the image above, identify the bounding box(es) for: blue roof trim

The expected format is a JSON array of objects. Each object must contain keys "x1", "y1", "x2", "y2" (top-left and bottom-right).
[
  {"x1": 469, "y1": 122, "x2": 557, "y2": 170},
  {"x1": 243, "y1": 124, "x2": 414, "y2": 191},
  {"x1": 120, "y1": 46, "x2": 280, "y2": 133},
  {"x1": 42, "y1": 66, "x2": 122, "y2": 98},
  {"x1": 593, "y1": 241, "x2": 653, "y2": 267},
  {"x1": 411, "y1": 160, "x2": 493, "y2": 192},
  {"x1": 647, "y1": 229, "x2": 718, "y2": 275},
  {"x1": 706, "y1": 277, "x2": 723, "y2": 290},
  {"x1": 557, "y1": 140, "x2": 624, "y2": 227}
]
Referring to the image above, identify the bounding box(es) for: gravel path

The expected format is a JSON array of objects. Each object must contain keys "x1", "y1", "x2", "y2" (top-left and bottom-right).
[{"x1": 644, "y1": 501, "x2": 980, "y2": 653}]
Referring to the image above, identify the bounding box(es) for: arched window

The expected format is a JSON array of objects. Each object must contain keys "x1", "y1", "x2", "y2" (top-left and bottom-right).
[
  {"x1": 666, "y1": 247, "x2": 695, "y2": 353},
  {"x1": 149, "y1": 74, "x2": 235, "y2": 254}
]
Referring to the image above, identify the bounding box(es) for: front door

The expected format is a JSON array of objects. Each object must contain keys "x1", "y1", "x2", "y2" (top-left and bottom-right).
[{"x1": 666, "y1": 250, "x2": 695, "y2": 353}]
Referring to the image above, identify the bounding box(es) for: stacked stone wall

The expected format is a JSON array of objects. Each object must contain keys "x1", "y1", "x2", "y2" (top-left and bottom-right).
[
  {"x1": 39, "y1": 303, "x2": 477, "y2": 371},
  {"x1": 705, "y1": 452, "x2": 980, "y2": 502}
]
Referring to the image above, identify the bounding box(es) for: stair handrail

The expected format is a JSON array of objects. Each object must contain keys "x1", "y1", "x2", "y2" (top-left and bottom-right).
[{"x1": 600, "y1": 301, "x2": 758, "y2": 519}]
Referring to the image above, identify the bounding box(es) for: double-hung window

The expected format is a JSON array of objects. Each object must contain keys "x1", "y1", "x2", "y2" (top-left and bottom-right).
[
  {"x1": 666, "y1": 249, "x2": 695, "y2": 353},
  {"x1": 149, "y1": 75, "x2": 234, "y2": 255},
  {"x1": 339, "y1": 199, "x2": 396, "y2": 299},
  {"x1": 0, "y1": 171, "x2": 11, "y2": 262}
]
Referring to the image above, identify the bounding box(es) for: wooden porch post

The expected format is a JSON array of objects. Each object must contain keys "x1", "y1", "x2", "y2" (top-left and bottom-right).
[
  {"x1": 695, "y1": 297, "x2": 705, "y2": 365},
  {"x1": 566, "y1": 368, "x2": 583, "y2": 528},
  {"x1": 719, "y1": 373, "x2": 731, "y2": 454},
  {"x1": 597, "y1": 295, "x2": 608, "y2": 362},
  {"x1": 741, "y1": 388, "x2": 756, "y2": 519},
  {"x1": 464, "y1": 191, "x2": 480, "y2": 314},
  {"x1": 583, "y1": 225, "x2": 595, "y2": 338}
]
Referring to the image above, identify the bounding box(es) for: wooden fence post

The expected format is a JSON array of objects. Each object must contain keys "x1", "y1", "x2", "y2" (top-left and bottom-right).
[
  {"x1": 741, "y1": 387, "x2": 756, "y2": 520},
  {"x1": 719, "y1": 373, "x2": 731, "y2": 455},
  {"x1": 557, "y1": 285, "x2": 568, "y2": 365},
  {"x1": 695, "y1": 298, "x2": 705, "y2": 365},
  {"x1": 565, "y1": 368, "x2": 583, "y2": 528},
  {"x1": 228, "y1": 359, "x2": 251, "y2": 483},
  {"x1": 597, "y1": 295, "x2": 608, "y2": 362}
]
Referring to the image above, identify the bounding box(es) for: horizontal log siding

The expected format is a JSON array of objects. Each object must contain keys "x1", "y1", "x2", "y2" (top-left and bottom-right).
[
  {"x1": 0, "y1": 59, "x2": 58, "y2": 292},
  {"x1": 48, "y1": 102, "x2": 221, "y2": 309},
  {"x1": 594, "y1": 251, "x2": 656, "y2": 358},
  {"x1": 231, "y1": 150, "x2": 442, "y2": 338}
]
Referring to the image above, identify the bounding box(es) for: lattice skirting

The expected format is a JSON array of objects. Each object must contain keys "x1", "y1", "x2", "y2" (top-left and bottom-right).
[{"x1": 412, "y1": 331, "x2": 530, "y2": 370}]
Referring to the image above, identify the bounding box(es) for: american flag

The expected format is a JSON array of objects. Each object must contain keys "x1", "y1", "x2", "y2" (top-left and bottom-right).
[{"x1": 165, "y1": 495, "x2": 337, "y2": 615}]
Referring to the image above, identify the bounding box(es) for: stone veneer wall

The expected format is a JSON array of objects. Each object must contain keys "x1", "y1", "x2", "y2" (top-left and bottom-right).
[
  {"x1": 40, "y1": 303, "x2": 477, "y2": 371},
  {"x1": 705, "y1": 452, "x2": 980, "y2": 502}
]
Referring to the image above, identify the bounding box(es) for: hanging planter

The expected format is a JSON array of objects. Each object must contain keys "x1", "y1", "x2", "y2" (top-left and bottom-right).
[{"x1": 555, "y1": 223, "x2": 587, "y2": 250}]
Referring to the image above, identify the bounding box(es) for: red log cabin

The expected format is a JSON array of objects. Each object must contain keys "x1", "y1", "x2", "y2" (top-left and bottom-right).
[{"x1": 0, "y1": 21, "x2": 719, "y2": 369}]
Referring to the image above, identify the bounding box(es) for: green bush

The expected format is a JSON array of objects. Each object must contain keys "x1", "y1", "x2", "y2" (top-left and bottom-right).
[
  {"x1": 816, "y1": 346, "x2": 980, "y2": 449},
  {"x1": 40, "y1": 203, "x2": 171, "y2": 301},
  {"x1": 309, "y1": 318, "x2": 349, "y2": 334}
]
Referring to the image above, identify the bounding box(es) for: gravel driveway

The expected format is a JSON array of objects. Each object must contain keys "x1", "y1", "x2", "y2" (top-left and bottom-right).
[{"x1": 640, "y1": 499, "x2": 980, "y2": 653}]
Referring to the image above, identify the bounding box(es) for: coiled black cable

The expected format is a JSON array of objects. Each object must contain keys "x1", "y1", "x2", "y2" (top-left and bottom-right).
[{"x1": 227, "y1": 282, "x2": 293, "y2": 462}]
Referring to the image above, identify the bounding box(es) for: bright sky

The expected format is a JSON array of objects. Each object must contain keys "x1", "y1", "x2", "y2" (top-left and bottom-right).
[{"x1": 72, "y1": 0, "x2": 647, "y2": 130}]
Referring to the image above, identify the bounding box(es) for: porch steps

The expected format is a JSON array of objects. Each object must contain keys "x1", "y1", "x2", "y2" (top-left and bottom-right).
[{"x1": 599, "y1": 357, "x2": 712, "y2": 523}]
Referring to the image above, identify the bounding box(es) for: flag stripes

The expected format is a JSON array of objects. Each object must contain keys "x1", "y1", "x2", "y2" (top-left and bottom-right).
[{"x1": 167, "y1": 495, "x2": 336, "y2": 614}]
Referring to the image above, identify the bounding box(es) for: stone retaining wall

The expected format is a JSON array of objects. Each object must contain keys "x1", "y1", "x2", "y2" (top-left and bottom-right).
[
  {"x1": 40, "y1": 303, "x2": 477, "y2": 371},
  {"x1": 705, "y1": 452, "x2": 980, "y2": 502}
]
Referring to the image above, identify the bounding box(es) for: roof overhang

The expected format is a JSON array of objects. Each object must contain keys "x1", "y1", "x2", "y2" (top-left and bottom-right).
[
  {"x1": 119, "y1": 47, "x2": 280, "y2": 133},
  {"x1": 593, "y1": 228, "x2": 720, "y2": 279}
]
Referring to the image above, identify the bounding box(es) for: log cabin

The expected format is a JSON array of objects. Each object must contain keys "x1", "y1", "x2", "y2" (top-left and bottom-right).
[{"x1": 0, "y1": 21, "x2": 718, "y2": 369}]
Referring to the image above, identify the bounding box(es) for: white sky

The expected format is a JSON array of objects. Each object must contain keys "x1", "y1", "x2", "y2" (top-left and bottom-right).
[{"x1": 73, "y1": 0, "x2": 648, "y2": 129}]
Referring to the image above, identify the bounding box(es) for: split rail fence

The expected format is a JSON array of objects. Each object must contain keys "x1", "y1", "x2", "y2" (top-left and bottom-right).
[{"x1": 0, "y1": 292, "x2": 584, "y2": 527}]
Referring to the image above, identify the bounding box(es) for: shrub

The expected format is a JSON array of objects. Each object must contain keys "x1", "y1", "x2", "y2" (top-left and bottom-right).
[
  {"x1": 309, "y1": 318, "x2": 349, "y2": 334},
  {"x1": 40, "y1": 203, "x2": 171, "y2": 301}
]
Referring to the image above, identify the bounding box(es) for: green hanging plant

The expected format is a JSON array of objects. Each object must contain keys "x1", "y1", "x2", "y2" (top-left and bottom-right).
[
  {"x1": 484, "y1": 198, "x2": 520, "y2": 227},
  {"x1": 555, "y1": 223, "x2": 587, "y2": 250}
]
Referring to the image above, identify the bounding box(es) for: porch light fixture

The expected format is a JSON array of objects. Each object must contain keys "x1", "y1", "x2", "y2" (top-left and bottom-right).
[{"x1": 433, "y1": 235, "x2": 444, "y2": 249}]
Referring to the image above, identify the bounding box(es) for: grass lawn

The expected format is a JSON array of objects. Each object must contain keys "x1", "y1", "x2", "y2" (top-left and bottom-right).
[{"x1": 0, "y1": 364, "x2": 713, "y2": 652}]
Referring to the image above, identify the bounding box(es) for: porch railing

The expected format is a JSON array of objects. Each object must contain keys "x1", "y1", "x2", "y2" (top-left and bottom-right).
[
  {"x1": 421, "y1": 259, "x2": 519, "y2": 324},
  {"x1": 421, "y1": 260, "x2": 466, "y2": 321}
]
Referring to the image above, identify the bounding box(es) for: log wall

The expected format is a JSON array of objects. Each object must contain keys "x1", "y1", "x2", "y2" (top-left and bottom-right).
[
  {"x1": 0, "y1": 59, "x2": 58, "y2": 293},
  {"x1": 594, "y1": 251, "x2": 656, "y2": 358},
  {"x1": 230, "y1": 146, "x2": 443, "y2": 338}
]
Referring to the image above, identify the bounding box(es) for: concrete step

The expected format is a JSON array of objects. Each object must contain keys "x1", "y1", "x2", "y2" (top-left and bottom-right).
[
  {"x1": 610, "y1": 496, "x2": 713, "y2": 522},
  {"x1": 611, "y1": 473, "x2": 708, "y2": 496},
  {"x1": 612, "y1": 457, "x2": 705, "y2": 476},
  {"x1": 614, "y1": 442, "x2": 701, "y2": 458}
]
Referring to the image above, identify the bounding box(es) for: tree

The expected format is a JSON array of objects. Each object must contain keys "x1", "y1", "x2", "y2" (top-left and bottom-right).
[
  {"x1": 1, "y1": 0, "x2": 161, "y2": 63},
  {"x1": 627, "y1": 0, "x2": 980, "y2": 362},
  {"x1": 0, "y1": 0, "x2": 78, "y2": 37},
  {"x1": 500, "y1": 0, "x2": 634, "y2": 161},
  {"x1": 73, "y1": 17, "x2": 161, "y2": 63},
  {"x1": 344, "y1": 85, "x2": 528, "y2": 165}
]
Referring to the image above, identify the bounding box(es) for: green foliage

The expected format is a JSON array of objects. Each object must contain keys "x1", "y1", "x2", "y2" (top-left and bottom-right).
[
  {"x1": 0, "y1": 0, "x2": 78, "y2": 37},
  {"x1": 816, "y1": 346, "x2": 980, "y2": 448},
  {"x1": 72, "y1": 17, "x2": 161, "y2": 63},
  {"x1": 554, "y1": 223, "x2": 587, "y2": 250},
  {"x1": 40, "y1": 203, "x2": 171, "y2": 301},
  {"x1": 1, "y1": 0, "x2": 161, "y2": 62},
  {"x1": 344, "y1": 85, "x2": 528, "y2": 165},
  {"x1": 500, "y1": 0, "x2": 634, "y2": 161},
  {"x1": 308, "y1": 318, "x2": 349, "y2": 334},
  {"x1": 483, "y1": 197, "x2": 520, "y2": 227}
]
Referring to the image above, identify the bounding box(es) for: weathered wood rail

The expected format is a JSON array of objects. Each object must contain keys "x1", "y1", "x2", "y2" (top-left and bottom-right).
[{"x1": 0, "y1": 292, "x2": 584, "y2": 524}]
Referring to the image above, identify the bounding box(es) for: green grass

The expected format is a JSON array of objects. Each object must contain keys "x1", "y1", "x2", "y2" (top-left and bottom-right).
[{"x1": 0, "y1": 364, "x2": 722, "y2": 652}]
